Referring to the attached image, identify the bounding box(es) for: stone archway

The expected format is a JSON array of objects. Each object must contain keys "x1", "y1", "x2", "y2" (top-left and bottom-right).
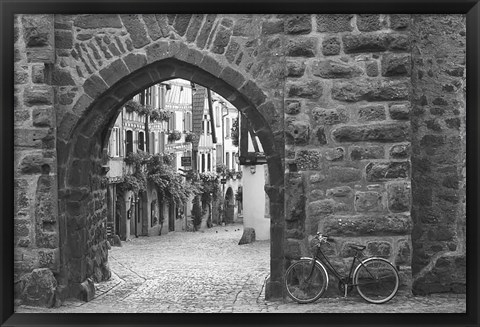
[
  {"x1": 56, "y1": 55, "x2": 284, "y2": 300},
  {"x1": 14, "y1": 13, "x2": 467, "y2": 306}
]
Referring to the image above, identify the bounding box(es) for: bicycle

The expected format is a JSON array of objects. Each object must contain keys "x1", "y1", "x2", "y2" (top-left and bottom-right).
[{"x1": 284, "y1": 233, "x2": 400, "y2": 304}]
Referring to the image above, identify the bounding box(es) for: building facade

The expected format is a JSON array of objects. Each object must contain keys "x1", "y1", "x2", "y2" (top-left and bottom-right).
[
  {"x1": 104, "y1": 79, "x2": 244, "y2": 243},
  {"x1": 239, "y1": 125, "x2": 270, "y2": 241}
]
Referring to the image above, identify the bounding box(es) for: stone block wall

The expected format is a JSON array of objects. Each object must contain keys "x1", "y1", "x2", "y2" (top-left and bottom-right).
[
  {"x1": 410, "y1": 15, "x2": 466, "y2": 294},
  {"x1": 13, "y1": 14, "x2": 61, "y2": 307},
  {"x1": 283, "y1": 14, "x2": 414, "y2": 291}
]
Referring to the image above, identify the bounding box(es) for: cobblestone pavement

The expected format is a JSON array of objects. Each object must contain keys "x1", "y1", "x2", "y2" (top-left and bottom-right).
[{"x1": 15, "y1": 224, "x2": 466, "y2": 313}]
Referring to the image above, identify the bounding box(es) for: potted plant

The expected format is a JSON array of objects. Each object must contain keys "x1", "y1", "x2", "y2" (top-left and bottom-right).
[
  {"x1": 168, "y1": 130, "x2": 182, "y2": 142},
  {"x1": 185, "y1": 132, "x2": 197, "y2": 143}
]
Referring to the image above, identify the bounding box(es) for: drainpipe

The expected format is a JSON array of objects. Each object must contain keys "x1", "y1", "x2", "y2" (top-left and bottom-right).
[
  {"x1": 134, "y1": 195, "x2": 138, "y2": 238},
  {"x1": 221, "y1": 103, "x2": 228, "y2": 203},
  {"x1": 221, "y1": 103, "x2": 228, "y2": 167}
]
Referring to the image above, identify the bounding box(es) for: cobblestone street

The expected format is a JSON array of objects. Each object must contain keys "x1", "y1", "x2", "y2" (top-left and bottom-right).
[{"x1": 15, "y1": 224, "x2": 466, "y2": 314}]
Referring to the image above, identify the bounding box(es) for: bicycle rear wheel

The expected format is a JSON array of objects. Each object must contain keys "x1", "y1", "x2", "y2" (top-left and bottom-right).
[
  {"x1": 354, "y1": 257, "x2": 399, "y2": 304},
  {"x1": 284, "y1": 259, "x2": 328, "y2": 304}
]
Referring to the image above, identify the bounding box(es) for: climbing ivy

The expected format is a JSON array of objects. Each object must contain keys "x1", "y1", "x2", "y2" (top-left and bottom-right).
[
  {"x1": 185, "y1": 132, "x2": 198, "y2": 143},
  {"x1": 168, "y1": 130, "x2": 182, "y2": 142},
  {"x1": 199, "y1": 172, "x2": 221, "y2": 204},
  {"x1": 216, "y1": 164, "x2": 239, "y2": 180},
  {"x1": 150, "y1": 109, "x2": 172, "y2": 122},
  {"x1": 119, "y1": 151, "x2": 201, "y2": 206}
]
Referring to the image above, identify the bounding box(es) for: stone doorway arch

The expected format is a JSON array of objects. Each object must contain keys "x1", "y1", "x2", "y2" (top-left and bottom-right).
[{"x1": 56, "y1": 56, "x2": 284, "y2": 300}]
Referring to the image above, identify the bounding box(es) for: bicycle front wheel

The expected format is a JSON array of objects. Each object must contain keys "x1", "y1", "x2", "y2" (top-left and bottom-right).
[
  {"x1": 354, "y1": 257, "x2": 399, "y2": 304},
  {"x1": 284, "y1": 259, "x2": 328, "y2": 304}
]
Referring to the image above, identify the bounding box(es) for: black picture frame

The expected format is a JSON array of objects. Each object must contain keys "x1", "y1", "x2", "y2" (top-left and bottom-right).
[{"x1": 1, "y1": 1, "x2": 479, "y2": 326}]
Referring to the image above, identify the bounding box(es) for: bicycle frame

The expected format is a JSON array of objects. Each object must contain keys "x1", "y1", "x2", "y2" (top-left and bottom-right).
[
  {"x1": 303, "y1": 243, "x2": 372, "y2": 297},
  {"x1": 286, "y1": 236, "x2": 400, "y2": 304}
]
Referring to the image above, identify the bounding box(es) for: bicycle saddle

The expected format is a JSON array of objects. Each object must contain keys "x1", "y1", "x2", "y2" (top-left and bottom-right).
[{"x1": 348, "y1": 244, "x2": 366, "y2": 251}]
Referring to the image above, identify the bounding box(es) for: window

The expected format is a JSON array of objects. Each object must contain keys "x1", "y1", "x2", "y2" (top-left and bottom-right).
[
  {"x1": 226, "y1": 152, "x2": 230, "y2": 169},
  {"x1": 186, "y1": 112, "x2": 192, "y2": 132},
  {"x1": 150, "y1": 132, "x2": 155, "y2": 154},
  {"x1": 202, "y1": 115, "x2": 208, "y2": 134},
  {"x1": 216, "y1": 106, "x2": 221, "y2": 127},
  {"x1": 126, "y1": 130, "x2": 133, "y2": 155},
  {"x1": 152, "y1": 85, "x2": 158, "y2": 108},
  {"x1": 159, "y1": 132, "x2": 165, "y2": 153},
  {"x1": 146, "y1": 87, "x2": 152, "y2": 106},
  {"x1": 109, "y1": 127, "x2": 120, "y2": 157},
  {"x1": 202, "y1": 154, "x2": 206, "y2": 172},
  {"x1": 138, "y1": 132, "x2": 145, "y2": 151},
  {"x1": 207, "y1": 117, "x2": 211, "y2": 134},
  {"x1": 207, "y1": 153, "x2": 211, "y2": 172},
  {"x1": 216, "y1": 144, "x2": 223, "y2": 165},
  {"x1": 151, "y1": 200, "x2": 157, "y2": 227},
  {"x1": 168, "y1": 112, "x2": 175, "y2": 131},
  {"x1": 225, "y1": 118, "x2": 230, "y2": 138}
]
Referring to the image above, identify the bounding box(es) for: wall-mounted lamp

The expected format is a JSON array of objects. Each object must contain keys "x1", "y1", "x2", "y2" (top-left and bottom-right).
[{"x1": 249, "y1": 165, "x2": 256, "y2": 174}]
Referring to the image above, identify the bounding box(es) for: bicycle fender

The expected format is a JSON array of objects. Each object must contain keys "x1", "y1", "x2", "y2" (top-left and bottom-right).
[{"x1": 300, "y1": 257, "x2": 329, "y2": 289}]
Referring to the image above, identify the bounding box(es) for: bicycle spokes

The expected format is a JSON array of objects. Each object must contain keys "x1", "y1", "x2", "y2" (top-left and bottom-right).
[
  {"x1": 355, "y1": 259, "x2": 399, "y2": 304},
  {"x1": 285, "y1": 260, "x2": 328, "y2": 303}
]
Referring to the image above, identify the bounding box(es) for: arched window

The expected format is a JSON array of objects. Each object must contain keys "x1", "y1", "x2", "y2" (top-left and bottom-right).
[{"x1": 202, "y1": 153, "x2": 206, "y2": 172}]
